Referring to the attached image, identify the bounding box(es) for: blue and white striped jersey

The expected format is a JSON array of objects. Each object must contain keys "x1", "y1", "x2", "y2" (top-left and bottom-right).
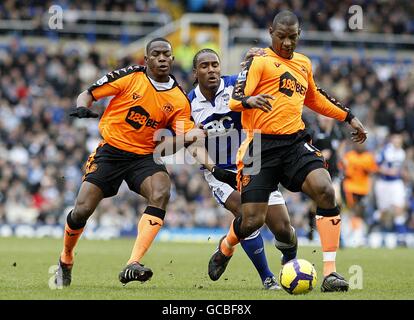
[
  {"x1": 376, "y1": 143, "x2": 406, "y2": 180},
  {"x1": 188, "y1": 76, "x2": 242, "y2": 170}
]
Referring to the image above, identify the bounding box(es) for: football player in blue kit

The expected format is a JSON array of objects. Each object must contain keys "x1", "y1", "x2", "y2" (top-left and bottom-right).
[{"x1": 188, "y1": 48, "x2": 298, "y2": 289}]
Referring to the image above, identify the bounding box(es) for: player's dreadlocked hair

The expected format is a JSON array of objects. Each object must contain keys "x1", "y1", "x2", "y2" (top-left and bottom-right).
[{"x1": 192, "y1": 48, "x2": 220, "y2": 85}]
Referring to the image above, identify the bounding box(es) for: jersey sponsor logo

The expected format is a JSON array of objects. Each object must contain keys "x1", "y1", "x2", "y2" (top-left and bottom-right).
[
  {"x1": 203, "y1": 116, "x2": 234, "y2": 134},
  {"x1": 125, "y1": 106, "x2": 160, "y2": 130},
  {"x1": 162, "y1": 103, "x2": 174, "y2": 114},
  {"x1": 279, "y1": 71, "x2": 306, "y2": 97}
]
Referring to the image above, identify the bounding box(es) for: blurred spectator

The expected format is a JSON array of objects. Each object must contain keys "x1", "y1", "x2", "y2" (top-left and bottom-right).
[
  {"x1": 372, "y1": 134, "x2": 408, "y2": 234},
  {"x1": 340, "y1": 142, "x2": 377, "y2": 241},
  {"x1": 0, "y1": 3, "x2": 414, "y2": 243}
]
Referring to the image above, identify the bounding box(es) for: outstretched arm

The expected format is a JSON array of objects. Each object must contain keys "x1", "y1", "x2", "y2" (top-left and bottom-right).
[
  {"x1": 70, "y1": 90, "x2": 99, "y2": 118},
  {"x1": 305, "y1": 69, "x2": 367, "y2": 143},
  {"x1": 186, "y1": 138, "x2": 238, "y2": 189}
]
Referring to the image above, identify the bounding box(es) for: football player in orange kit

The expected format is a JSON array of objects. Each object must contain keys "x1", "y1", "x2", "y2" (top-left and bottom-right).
[
  {"x1": 54, "y1": 38, "x2": 204, "y2": 287},
  {"x1": 208, "y1": 11, "x2": 368, "y2": 292}
]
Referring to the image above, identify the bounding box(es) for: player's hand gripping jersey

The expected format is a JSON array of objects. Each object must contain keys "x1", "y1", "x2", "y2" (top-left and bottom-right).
[
  {"x1": 88, "y1": 65, "x2": 195, "y2": 155},
  {"x1": 230, "y1": 48, "x2": 352, "y2": 136}
]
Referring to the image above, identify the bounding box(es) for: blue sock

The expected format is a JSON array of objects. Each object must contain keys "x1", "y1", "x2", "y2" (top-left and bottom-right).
[
  {"x1": 240, "y1": 231, "x2": 274, "y2": 282},
  {"x1": 280, "y1": 246, "x2": 298, "y2": 265}
]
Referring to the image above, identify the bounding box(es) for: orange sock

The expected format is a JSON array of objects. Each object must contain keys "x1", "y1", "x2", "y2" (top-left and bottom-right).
[
  {"x1": 60, "y1": 223, "x2": 84, "y2": 265},
  {"x1": 220, "y1": 219, "x2": 240, "y2": 257},
  {"x1": 316, "y1": 214, "x2": 341, "y2": 276},
  {"x1": 127, "y1": 213, "x2": 163, "y2": 265}
]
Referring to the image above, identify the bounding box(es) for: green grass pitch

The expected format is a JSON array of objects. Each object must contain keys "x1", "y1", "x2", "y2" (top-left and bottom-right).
[{"x1": 0, "y1": 237, "x2": 413, "y2": 300}]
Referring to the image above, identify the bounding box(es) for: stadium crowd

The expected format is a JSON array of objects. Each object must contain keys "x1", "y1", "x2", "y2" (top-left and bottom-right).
[
  {"x1": 187, "y1": 0, "x2": 414, "y2": 34},
  {"x1": 1, "y1": 36, "x2": 414, "y2": 242},
  {"x1": 1, "y1": 0, "x2": 414, "y2": 36},
  {"x1": 1, "y1": 0, "x2": 414, "y2": 244}
]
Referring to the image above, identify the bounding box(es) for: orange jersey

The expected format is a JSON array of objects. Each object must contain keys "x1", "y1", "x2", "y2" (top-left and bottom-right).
[
  {"x1": 88, "y1": 65, "x2": 195, "y2": 155},
  {"x1": 230, "y1": 48, "x2": 350, "y2": 136},
  {"x1": 342, "y1": 150, "x2": 378, "y2": 196}
]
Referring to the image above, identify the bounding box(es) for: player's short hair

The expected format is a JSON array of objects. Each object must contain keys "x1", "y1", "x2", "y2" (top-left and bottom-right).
[
  {"x1": 272, "y1": 10, "x2": 299, "y2": 27},
  {"x1": 192, "y1": 48, "x2": 220, "y2": 70},
  {"x1": 146, "y1": 37, "x2": 171, "y2": 55}
]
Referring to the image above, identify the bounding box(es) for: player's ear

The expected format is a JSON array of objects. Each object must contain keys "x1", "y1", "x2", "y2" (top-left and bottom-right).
[
  {"x1": 269, "y1": 26, "x2": 274, "y2": 36},
  {"x1": 144, "y1": 55, "x2": 148, "y2": 65},
  {"x1": 192, "y1": 68, "x2": 198, "y2": 86},
  {"x1": 298, "y1": 28, "x2": 301, "y2": 37}
]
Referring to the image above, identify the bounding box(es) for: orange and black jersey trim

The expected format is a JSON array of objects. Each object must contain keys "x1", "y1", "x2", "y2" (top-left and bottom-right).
[
  {"x1": 230, "y1": 47, "x2": 352, "y2": 137},
  {"x1": 87, "y1": 65, "x2": 195, "y2": 155}
]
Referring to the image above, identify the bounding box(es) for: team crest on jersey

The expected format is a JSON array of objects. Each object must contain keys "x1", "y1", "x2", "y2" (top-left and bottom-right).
[
  {"x1": 241, "y1": 175, "x2": 251, "y2": 187},
  {"x1": 221, "y1": 93, "x2": 230, "y2": 104},
  {"x1": 162, "y1": 103, "x2": 174, "y2": 114}
]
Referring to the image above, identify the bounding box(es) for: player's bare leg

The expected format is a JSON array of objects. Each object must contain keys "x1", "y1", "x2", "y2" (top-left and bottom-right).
[
  {"x1": 221, "y1": 192, "x2": 280, "y2": 289},
  {"x1": 265, "y1": 204, "x2": 297, "y2": 265},
  {"x1": 56, "y1": 182, "x2": 104, "y2": 287},
  {"x1": 208, "y1": 202, "x2": 268, "y2": 281},
  {"x1": 302, "y1": 168, "x2": 349, "y2": 292},
  {"x1": 119, "y1": 172, "x2": 170, "y2": 285}
]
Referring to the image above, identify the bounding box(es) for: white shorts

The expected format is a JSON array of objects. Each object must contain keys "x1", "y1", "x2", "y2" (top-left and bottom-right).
[
  {"x1": 374, "y1": 178, "x2": 406, "y2": 210},
  {"x1": 204, "y1": 170, "x2": 285, "y2": 207}
]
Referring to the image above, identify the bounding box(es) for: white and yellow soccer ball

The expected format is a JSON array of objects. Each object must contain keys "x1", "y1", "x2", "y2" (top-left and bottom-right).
[{"x1": 278, "y1": 259, "x2": 317, "y2": 295}]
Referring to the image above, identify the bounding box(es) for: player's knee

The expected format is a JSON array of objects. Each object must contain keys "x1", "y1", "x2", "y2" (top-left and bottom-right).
[
  {"x1": 241, "y1": 215, "x2": 265, "y2": 238},
  {"x1": 149, "y1": 186, "x2": 171, "y2": 207},
  {"x1": 273, "y1": 220, "x2": 292, "y2": 243},
  {"x1": 316, "y1": 183, "x2": 336, "y2": 206},
  {"x1": 73, "y1": 201, "x2": 95, "y2": 222}
]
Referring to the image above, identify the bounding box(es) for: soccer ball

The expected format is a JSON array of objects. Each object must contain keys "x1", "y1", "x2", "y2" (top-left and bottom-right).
[{"x1": 278, "y1": 259, "x2": 317, "y2": 295}]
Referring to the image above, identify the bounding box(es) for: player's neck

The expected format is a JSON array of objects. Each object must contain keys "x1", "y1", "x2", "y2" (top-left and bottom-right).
[
  {"x1": 146, "y1": 70, "x2": 170, "y2": 83},
  {"x1": 270, "y1": 46, "x2": 294, "y2": 60},
  {"x1": 199, "y1": 86, "x2": 217, "y2": 103}
]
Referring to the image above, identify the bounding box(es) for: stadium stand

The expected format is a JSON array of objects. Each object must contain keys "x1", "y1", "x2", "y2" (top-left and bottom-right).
[{"x1": 0, "y1": 0, "x2": 414, "y2": 247}]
